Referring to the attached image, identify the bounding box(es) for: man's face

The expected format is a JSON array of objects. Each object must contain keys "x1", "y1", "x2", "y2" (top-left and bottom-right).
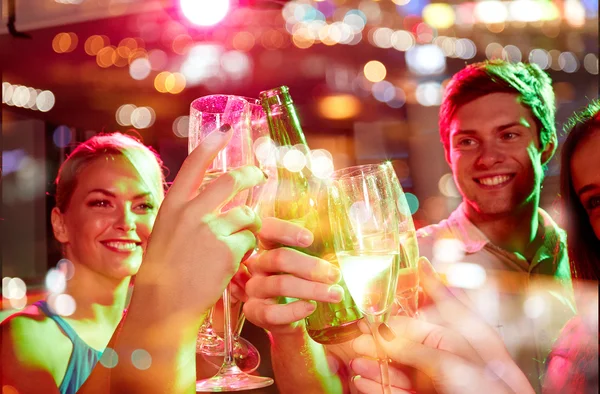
[{"x1": 447, "y1": 92, "x2": 551, "y2": 217}]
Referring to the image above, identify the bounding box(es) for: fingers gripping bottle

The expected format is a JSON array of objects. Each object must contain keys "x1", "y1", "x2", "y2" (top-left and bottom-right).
[{"x1": 259, "y1": 86, "x2": 363, "y2": 344}]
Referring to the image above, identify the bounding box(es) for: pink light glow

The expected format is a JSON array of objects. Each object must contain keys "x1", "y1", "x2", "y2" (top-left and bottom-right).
[{"x1": 180, "y1": 0, "x2": 230, "y2": 27}]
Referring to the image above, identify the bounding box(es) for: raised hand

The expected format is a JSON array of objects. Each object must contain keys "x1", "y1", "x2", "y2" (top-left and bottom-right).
[
  {"x1": 350, "y1": 257, "x2": 534, "y2": 394},
  {"x1": 243, "y1": 217, "x2": 344, "y2": 335},
  {"x1": 134, "y1": 125, "x2": 267, "y2": 322}
]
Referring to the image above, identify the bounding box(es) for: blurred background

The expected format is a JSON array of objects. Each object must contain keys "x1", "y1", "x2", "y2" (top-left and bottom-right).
[{"x1": 1, "y1": 0, "x2": 598, "y2": 287}]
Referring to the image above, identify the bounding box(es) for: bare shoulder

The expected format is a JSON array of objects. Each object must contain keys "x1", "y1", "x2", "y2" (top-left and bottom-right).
[{"x1": 1, "y1": 305, "x2": 72, "y2": 393}]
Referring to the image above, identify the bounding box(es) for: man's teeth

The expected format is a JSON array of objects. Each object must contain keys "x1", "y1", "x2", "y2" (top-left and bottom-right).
[
  {"x1": 479, "y1": 175, "x2": 511, "y2": 186},
  {"x1": 105, "y1": 242, "x2": 138, "y2": 251}
]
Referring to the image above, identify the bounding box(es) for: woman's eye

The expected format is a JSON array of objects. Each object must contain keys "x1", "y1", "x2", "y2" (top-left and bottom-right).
[
  {"x1": 587, "y1": 196, "x2": 600, "y2": 210},
  {"x1": 88, "y1": 199, "x2": 111, "y2": 208},
  {"x1": 135, "y1": 202, "x2": 155, "y2": 212}
]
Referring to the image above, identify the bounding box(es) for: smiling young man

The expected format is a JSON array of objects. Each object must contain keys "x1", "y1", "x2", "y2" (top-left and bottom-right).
[
  {"x1": 241, "y1": 61, "x2": 576, "y2": 394},
  {"x1": 417, "y1": 60, "x2": 575, "y2": 392}
]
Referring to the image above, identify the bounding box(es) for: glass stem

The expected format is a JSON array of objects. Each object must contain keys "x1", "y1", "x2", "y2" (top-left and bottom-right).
[
  {"x1": 365, "y1": 315, "x2": 392, "y2": 394},
  {"x1": 222, "y1": 284, "x2": 236, "y2": 367}
]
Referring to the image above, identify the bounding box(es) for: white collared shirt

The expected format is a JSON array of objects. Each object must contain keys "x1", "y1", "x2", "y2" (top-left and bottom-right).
[{"x1": 417, "y1": 203, "x2": 576, "y2": 393}]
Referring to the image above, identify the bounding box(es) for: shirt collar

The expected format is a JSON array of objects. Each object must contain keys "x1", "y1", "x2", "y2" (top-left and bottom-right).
[
  {"x1": 446, "y1": 203, "x2": 489, "y2": 254},
  {"x1": 447, "y1": 203, "x2": 566, "y2": 258}
]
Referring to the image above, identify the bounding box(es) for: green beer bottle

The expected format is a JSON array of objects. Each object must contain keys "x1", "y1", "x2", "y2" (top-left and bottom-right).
[{"x1": 259, "y1": 86, "x2": 363, "y2": 344}]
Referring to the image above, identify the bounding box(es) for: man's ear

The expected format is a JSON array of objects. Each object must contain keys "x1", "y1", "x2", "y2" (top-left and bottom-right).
[
  {"x1": 541, "y1": 136, "x2": 557, "y2": 166},
  {"x1": 51, "y1": 207, "x2": 69, "y2": 244}
]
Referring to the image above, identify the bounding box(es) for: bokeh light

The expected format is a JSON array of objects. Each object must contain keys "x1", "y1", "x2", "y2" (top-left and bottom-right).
[
  {"x1": 363, "y1": 60, "x2": 386, "y2": 83},
  {"x1": 438, "y1": 173, "x2": 460, "y2": 198},
  {"x1": 283, "y1": 149, "x2": 307, "y2": 173},
  {"x1": 148, "y1": 49, "x2": 168, "y2": 71},
  {"x1": 57, "y1": 258, "x2": 75, "y2": 280},
  {"x1": 433, "y1": 238, "x2": 466, "y2": 264},
  {"x1": 97, "y1": 46, "x2": 116, "y2": 68},
  {"x1": 131, "y1": 349, "x2": 152, "y2": 370},
  {"x1": 308, "y1": 149, "x2": 334, "y2": 179},
  {"x1": 558, "y1": 52, "x2": 580, "y2": 73},
  {"x1": 45, "y1": 268, "x2": 67, "y2": 294},
  {"x1": 116, "y1": 104, "x2": 136, "y2": 126},
  {"x1": 131, "y1": 107, "x2": 156, "y2": 129},
  {"x1": 52, "y1": 293, "x2": 77, "y2": 316},
  {"x1": 85, "y1": 35, "x2": 110, "y2": 56},
  {"x1": 172, "y1": 115, "x2": 190, "y2": 138},
  {"x1": 446, "y1": 262, "x2": 486, "y2": 289},
  {"x1": 406, "y1": 45, "x2": 446, "y2": 75},
  {"x1": 53, "y1": 126, "x2": 73, "y2": 148},
  {"x1": 52, "y1": 32, "x2": 78, "y2": 53},
  {"x1": 129, "y1": 58, "x2": 152, "y2": 80},
  {"x1": 529, "y1": 49, "x2": 551, "y2": 70},
  {"x1": 584, "y1": 53, "x2": 599, "y2": 74},
  {"x1": 423, "y1": 3, "x2": 455, "y2": 29},
  {"x1": 372, "y1": 81, "x2": 395, "y2": 103},
  {"x1": 405, "y1": 192, "x2": 419, "y2": 214},
  {"x1": 502, "y1": 45, "x2": 522, "y2": 63},
  {"x1": 391, "y1": 30, "x2": 415, "y2": 51},
  {"x1": 180, "y1": 0, "x2": 229, "y2": 26},
  {"x1": 100, "y1": 347, "x2": 119, "y2": 368},
  {"x1": 317, "y1": 94, "x2": 361, "y2": 120},
  {"x1": 415, "y1": 82, "x2": 443, "y2": 106}
]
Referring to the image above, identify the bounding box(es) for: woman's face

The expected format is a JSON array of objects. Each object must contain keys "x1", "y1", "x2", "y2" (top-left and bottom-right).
[
  {"x1": 570, "y1": 128, "x2": 600, "y2": 240},
  {"x1": 52, "y1": 155, "x2": 160, "y2": 280}
]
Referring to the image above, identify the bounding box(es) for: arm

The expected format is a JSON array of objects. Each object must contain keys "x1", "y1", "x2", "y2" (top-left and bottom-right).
[
  {"x1": 270, "y1": 327, "x2": 344, "y2": 394},
  {"x1": 78, "y1": 128, "x2": 266, "y2": 393},
  {"x1": 243, "y1": 218, "x2": 346, "y2": 394},
  {"x1": 1, "y1": 315, "x2": 63, "y2": 394}
]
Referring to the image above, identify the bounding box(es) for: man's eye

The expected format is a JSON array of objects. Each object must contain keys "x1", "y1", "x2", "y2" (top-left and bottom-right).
[
  {"x1": 501, "y1": 132, "x2": 518, "y2": 140},
  {"x1": 458, "y1": 139, "x2": 475, "y2": 146}
]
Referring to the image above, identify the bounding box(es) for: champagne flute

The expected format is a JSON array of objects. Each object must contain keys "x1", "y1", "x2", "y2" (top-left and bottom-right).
[
  {"x1": 343, "y1": 163, "x2": 420, "y2": 317},
  {"x1": 381, "y1": 161, "x2": 419, "y2": 317},
  {"x1": 195, "y1": 97, "x2": 271, "y2": 375},
  {"x1": 190, "y1": 94, "x2": 273, "y2": 392},
  {"x1": 328, "y1": 163, "x2": 402, "y2": 394}
]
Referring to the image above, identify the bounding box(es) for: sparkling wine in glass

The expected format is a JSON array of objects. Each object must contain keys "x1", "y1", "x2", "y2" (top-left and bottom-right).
[{"x1": 328, "y1": 163, "x2": 403, "y2": 394}]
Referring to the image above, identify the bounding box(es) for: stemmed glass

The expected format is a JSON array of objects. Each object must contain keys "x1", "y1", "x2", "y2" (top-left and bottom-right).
[
  {"x1": 362, "y1": 162, "x2": 420, "y2": 317},
  {"x1": 189, "y1": 94, "x2": 274, "y2": 391},
  {"x1": 328, "y1": 163, "x2": 404, "y2": 394},
  {"x1": 195, "y1": 97, "x2": 270, "y2": 375}
]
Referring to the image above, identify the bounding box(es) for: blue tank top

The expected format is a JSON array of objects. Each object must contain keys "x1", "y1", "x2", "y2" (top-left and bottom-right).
[{"x1": 35, "y1": 301, "x2": 103, "y2": 394}]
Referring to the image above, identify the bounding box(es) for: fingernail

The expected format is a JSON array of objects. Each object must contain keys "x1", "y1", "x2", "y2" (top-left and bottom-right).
[
  {"x1": 328, "y1": 285, "x2": 344, "y2": 302},
  {"x1": 306, "y1": 301, "x2": 317, "y2": 313},
  {"x1": 328, "y1": 265, "x2": 341, "y2": 283},
  {"x1": 219, "y1": 123, "x2": 232, "y2": 133},
  {"x1": 297, "y1": 231, "x2": 313, "y2": 247},
  {"x1": 378, "y1": 322, "x2": 396, "y2": 342},
  {"x1": 351, "y1": 375, "x2": 361, "y2": 384}
]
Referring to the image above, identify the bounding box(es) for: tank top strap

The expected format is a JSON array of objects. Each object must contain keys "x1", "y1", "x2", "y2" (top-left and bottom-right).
[{"x1": 34, "y1": 301, "x2": 81, "y2": 342}]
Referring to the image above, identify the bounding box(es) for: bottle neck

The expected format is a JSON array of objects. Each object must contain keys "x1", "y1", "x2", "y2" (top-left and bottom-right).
[{"x1": 266, "y1": 103, "x2": 308, "y2": 147}]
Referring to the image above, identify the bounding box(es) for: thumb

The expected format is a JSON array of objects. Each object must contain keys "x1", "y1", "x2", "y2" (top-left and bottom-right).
[{"x1": 166, "y1": 124, "x2": 233, "y2": 204}]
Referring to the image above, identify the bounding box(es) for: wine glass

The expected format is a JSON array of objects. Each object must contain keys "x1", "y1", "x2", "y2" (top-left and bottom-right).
[
  {"x1": 197, "y1": 96, "x2": 271, "y2": 374},
  {"x1": 344, "y1": 163, "x2": 420, "y2": 317},
  {"x1": 328, "y1": 163, "x2": 403, "y2": 394},
  {"x1": 189, "y1": 94, "x2": 274, "y2": 392},
  {"x1": 381, "y1": 161, "x2": 419, "y2": 317}
]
